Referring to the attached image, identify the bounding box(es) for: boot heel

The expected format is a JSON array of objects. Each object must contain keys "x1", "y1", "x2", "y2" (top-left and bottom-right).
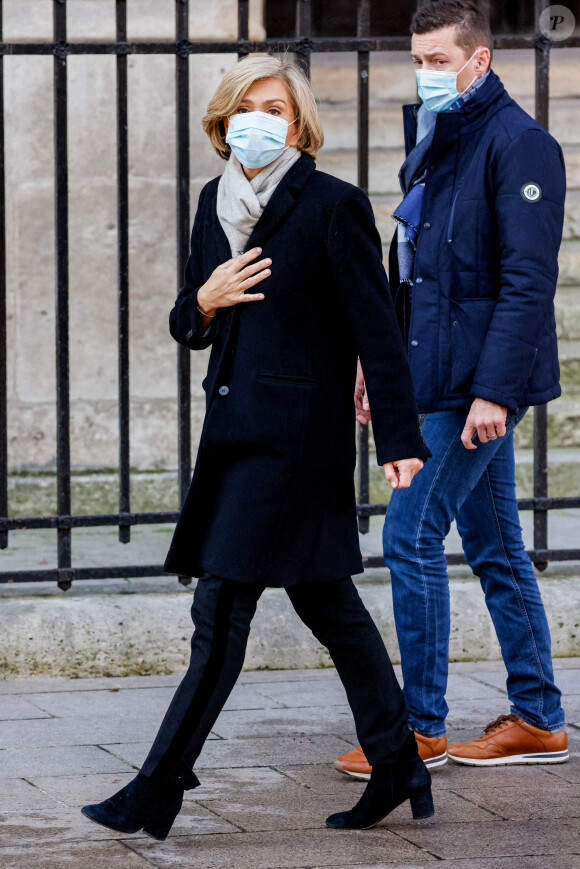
[
  {"x1": 409, "y1": 786, "x2": 435, "y2": 819},
  {"x1": 142, "y1": 812, "x2": 177, "y2": 841}
]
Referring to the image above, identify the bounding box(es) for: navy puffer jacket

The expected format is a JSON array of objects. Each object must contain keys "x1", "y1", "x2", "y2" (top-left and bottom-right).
[{"x1": 389, "y1": 70, "x2": 566, "y2": 413}]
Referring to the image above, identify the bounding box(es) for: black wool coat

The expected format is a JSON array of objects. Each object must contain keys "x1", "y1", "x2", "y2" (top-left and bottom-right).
[{"x1": 165, "y1": 154, "x2": 430, "y2": 586}]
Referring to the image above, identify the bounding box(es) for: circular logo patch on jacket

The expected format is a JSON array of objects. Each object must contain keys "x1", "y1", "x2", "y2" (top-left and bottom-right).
[{"x1": 521, "y1": 182, "x2": 542, "y2": 203}]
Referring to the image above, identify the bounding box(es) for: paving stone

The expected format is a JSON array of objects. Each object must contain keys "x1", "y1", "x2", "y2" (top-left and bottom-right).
[
  {"x1": 413, "y1": 860, "x2": 580, "y2": 869},
  {"x1": 210, "y1": 705, "x2": 356, "y2": 740},
  {"x1": 392, "y1": 818, "x2": 580, "y2": 860},
  {"x1": 562, "y1": 694, "x2": 580, "y2": 725},
  {"x1": 21, "y1": 686, "x2": 183, "y2": 719},
  {"x1": 128, "y1": 827, "x2": 436, "y2": 868},
  {"x1": 0, "y1": 745, "x2": 133, "y2": 778},
  {"x1": 0, "y1": 801, "x2": 235, "y2": 846},
  {"x1": 109, "y1": 735, "x2": 357, "y2": 771},
  {"x1": 277, "y1": 763, "x2": 365, "y2": 796},
  {"x1": 186, "y1": 766, "x2": 288, "y2": 801},
  {"x1": 276, "y1": 766, "x2": 497, "y2": 824},
  {"x1": 26, "y1": 772, "x2": 136, "y2": 807},
  {"x1": 198, "y1": 780, "x2": 353, "y2": 832},
  {"x1": 452, "y1": 780, "x2": 580, "y2": 820},
  {"x1": 0, "y1": 778, "x2": 65, "y2": 812},
  {"x1": 0, "y1": 695, "x2": 54, "y2": 721},
  {"x1": 0, "y1": 675, "x2": 185, "y2": 696},
  {"x1": 544, "y1": 755, "x2": 580, "y2": 783},
  {"x1": 0, "y1": 840, "x2": 152, "y2": 868},
  {"x1": 424, "y1": 759, "x2": 561, "y2": 791},
  {"x1": 445, "y1": 700, "x2": 517, "y2": 729},
  {"x1": 443, "y1": 675, "x2": 506, "y2": 702},
  {"x1": 251, "y1": 678, "x2": 350, "y2": 708},
  {"x1": 237, "y1": 668, "x2": 343, "y2": 683},
  {"x1": 23, "y1": 682, "x2": 282, "y2": 719},
  {"x1": 0, "y1": 714, "x2": 175, "y2": 750}
]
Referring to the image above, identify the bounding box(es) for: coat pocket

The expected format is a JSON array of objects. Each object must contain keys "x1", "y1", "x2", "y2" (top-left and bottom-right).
[
  {"x1": 449, "y1": 298, "x2": 496, "y2": 392},
  {"x1": 256, "y1": 373, "x2": 317, "y2": 387}
]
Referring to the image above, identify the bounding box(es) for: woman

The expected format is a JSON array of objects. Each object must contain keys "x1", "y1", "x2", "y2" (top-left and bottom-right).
[{"x1": 81, "y1": 53, "x2": 432, "y2": 840}]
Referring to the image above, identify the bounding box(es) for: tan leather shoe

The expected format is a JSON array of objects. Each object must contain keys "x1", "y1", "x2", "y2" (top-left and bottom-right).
[
  {"x1": 447, "y1": 714, "x2": 569, "y2": 766},
  {"x1": 334, "y1": 732, "x2": 448, "y2": 780}
]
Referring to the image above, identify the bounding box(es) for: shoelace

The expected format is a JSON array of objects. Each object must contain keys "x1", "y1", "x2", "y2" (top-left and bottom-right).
[{"x1": 483, "y1": 713, "x2": 519, "y2": 735}]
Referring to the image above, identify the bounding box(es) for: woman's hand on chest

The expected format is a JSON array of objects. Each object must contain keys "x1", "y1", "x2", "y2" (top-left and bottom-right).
[{"x1": 197, "y1": 247, "x2": 272, "y2": 323}]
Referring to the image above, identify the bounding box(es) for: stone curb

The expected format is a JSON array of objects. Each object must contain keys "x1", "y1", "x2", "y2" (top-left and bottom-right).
[{"x1": 1, "y1": 574, "x2": 578, "y2": 679}]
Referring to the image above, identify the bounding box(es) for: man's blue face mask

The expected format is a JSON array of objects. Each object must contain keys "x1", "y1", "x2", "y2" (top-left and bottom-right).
[
  {"x1": 415, "y1": 49, "x2": 482, "y2": 113},
  {"x1": 225, "y1": 110, "x2": 297, "y2": 169}
]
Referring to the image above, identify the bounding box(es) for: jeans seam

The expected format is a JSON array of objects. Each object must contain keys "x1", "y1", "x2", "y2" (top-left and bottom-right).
[
  {"x1": 413, "y1": 429, "x2": 460, "y2": 733},
  {"x1": 481, "y1": 468, "x2": 549, "y2": 728}
]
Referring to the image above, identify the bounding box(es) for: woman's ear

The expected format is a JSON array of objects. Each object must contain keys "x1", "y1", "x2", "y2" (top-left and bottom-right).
[{"x1": 286, "y1": 115, "x2": 300, "y2": 148}]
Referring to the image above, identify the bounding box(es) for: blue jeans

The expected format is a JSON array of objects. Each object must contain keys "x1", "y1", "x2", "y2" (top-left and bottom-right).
[{"x1": 383, "y1": 408, "x2": 565, "y2": 737}]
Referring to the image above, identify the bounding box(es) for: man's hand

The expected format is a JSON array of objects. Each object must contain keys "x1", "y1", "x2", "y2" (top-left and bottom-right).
[
  {"x1": 354, "y1": 359, "x2": 371, "y2": 425},
  {"x1": 461, "y1": 398, "x2": 508, "y2": 450},
  {"x1": 383, "y1": 458, "x2": 424, "y2": 489}
]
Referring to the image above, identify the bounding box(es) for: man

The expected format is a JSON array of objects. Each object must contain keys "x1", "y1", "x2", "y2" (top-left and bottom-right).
[{"x1": 336, "y1": 0, "x2": 568, "y2": 778}]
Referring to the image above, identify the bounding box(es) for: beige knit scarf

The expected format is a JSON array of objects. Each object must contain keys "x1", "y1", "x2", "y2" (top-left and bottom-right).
[{"x1": 216, "y1": 147, "x2": 301, "y2": 258}]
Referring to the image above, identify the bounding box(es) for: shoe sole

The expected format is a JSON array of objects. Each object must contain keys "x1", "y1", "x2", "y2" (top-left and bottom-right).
[
  {"x1": 447, "y1": 749, "x2": 570, "y2": 766},
  {"x1": 334, "y1": 752, "x2": 448, "y2": 780}
]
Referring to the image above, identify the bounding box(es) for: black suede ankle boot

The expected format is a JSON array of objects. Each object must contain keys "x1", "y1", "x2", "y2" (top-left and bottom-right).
[
  {"x1": 326, "y1": 734, "x2": 434, "y2": 829},
  {"x1": 81, "y1": 763, "x2": 200, "y2": 841}
]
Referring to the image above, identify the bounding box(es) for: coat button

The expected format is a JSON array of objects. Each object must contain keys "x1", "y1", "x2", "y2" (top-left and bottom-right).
[
  {"x1": 218, "y1": 386, "x2": 229, "y2": 396},
  {"x1": 411, "y1": 340, "x2": 419, "y2": 347},
  {"x1": 415, "y1": 277, "x2": 423, "y2": 284},
  {"x1": 423, "y1": 222, "x2": 431, "y2": 229},
  {"x1": 452, "y1": 320, "x2": 458, "y2": 326}
]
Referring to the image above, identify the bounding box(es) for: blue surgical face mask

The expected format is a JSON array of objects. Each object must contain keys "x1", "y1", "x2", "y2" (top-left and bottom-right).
[
  {"x1": 415, "y1": 49, "x2": 481, "y2": 113},
  {"x1": 225, "y1": 110, "x2": 297, "y2": 169}
]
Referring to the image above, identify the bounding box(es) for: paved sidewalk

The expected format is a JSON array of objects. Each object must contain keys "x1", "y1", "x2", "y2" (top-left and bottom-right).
[{"x1": 0, "y1": 661, "x2": 578, "y2": 869}]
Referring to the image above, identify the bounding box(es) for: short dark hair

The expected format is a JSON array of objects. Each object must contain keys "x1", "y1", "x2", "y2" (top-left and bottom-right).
[{"x1": 411, "y1": 0, "x2": 494, "y2": 61}]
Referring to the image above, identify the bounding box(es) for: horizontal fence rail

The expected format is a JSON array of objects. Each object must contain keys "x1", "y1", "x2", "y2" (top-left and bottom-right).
[{"x1": 0, "y1": 0, "x2": 578, "y2": 588}]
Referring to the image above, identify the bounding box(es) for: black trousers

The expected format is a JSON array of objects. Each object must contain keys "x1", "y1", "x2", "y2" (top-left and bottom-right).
[{"x1": 140, "y1": 574, "x2": 409, "y2": 782}]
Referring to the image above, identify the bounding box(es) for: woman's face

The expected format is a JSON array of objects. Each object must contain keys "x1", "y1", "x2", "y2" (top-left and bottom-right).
[{"x1": 226, "y1": 77, "x2": 299, "y2": 149}]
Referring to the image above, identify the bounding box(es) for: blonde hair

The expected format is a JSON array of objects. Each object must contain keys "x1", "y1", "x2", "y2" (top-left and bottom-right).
[{"x1": 202, "y1": 53, "x2": 324, "y2": 160}]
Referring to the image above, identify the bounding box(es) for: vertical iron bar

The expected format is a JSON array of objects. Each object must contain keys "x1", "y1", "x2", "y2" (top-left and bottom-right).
[
  {"x1": 117, "y1": 0, "x2": 130, "y2": 543},
  {"x1": 533, "y1": 0, "x2": 550, "y2": 570},
  {"x1": 54, "y1": 0, "x2": 72, "y2": 590},
  {"x1": 0, "y1": 0, "x2": 7, "y2": 550},
  {"x1": 295, "y1": 0, "x2": 311, "y2": 77},
  {"x1": 357, "y1": 0, "x2": 370, "y2": 534},
  {"x1": 238, "y1": 0, "x2": 249, "y2": 56},
  {"x1": 176, "y1": 1, "x2": 191, "y2": 510}
]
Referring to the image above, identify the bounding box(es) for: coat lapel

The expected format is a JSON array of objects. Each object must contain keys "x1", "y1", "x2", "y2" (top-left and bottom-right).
[{"x1": 243, "y1": 153, "x2": 316, "y2": 253}]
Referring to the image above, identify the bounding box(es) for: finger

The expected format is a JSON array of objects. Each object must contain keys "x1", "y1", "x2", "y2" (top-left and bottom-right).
[
  {"x1": 356, "y1": 413, "x2": 370, "y2": 425},
  {"x1": 235, "y1": 247, "x2": 263, "y2": 267},
  {"x1": 397, "y1": 466, "x2": 413, "y2": 489},
  {"x1": 409, "y1": 460, "x2": 424, "y2": 480},
  {"x1": 478, "y1": 424, "x2": 490, "y2": 443},
  {"x1": 362, "y1": 392, "x2": 370, "y2": 412},
  {"x1": 238, "y1": 292, "x2": 266, "y2": 302},
  {"x1": 383, "y1": 463, "x2": 399, "y2": 489},
  {"x1": 495, "y1": 419, "x2": 507, "y2": 437},
  {"x1": 237, "y1": 257, "x2": 272, "y2": 280},
  {"x1": 238, "y1": 269, "x2": 271, "y2": 291},
  {"x1": 461, "y1": 422, "x2": 477, "y2": 450}
]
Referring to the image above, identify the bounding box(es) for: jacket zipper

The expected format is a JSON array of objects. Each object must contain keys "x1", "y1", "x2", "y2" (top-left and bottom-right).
[{"x1": 447, "y1": 182, "x2": 462, "y2": 243}]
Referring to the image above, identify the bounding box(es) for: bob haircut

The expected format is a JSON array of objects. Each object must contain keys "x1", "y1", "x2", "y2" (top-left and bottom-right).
[{"x1": 202, "y1": 53, "x2": 324, "y2": 160}]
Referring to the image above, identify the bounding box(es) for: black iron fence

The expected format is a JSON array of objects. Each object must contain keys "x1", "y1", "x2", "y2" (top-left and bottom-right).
[{"x1": 1, "y1": 0, "x2": 579, "y2": 590}]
